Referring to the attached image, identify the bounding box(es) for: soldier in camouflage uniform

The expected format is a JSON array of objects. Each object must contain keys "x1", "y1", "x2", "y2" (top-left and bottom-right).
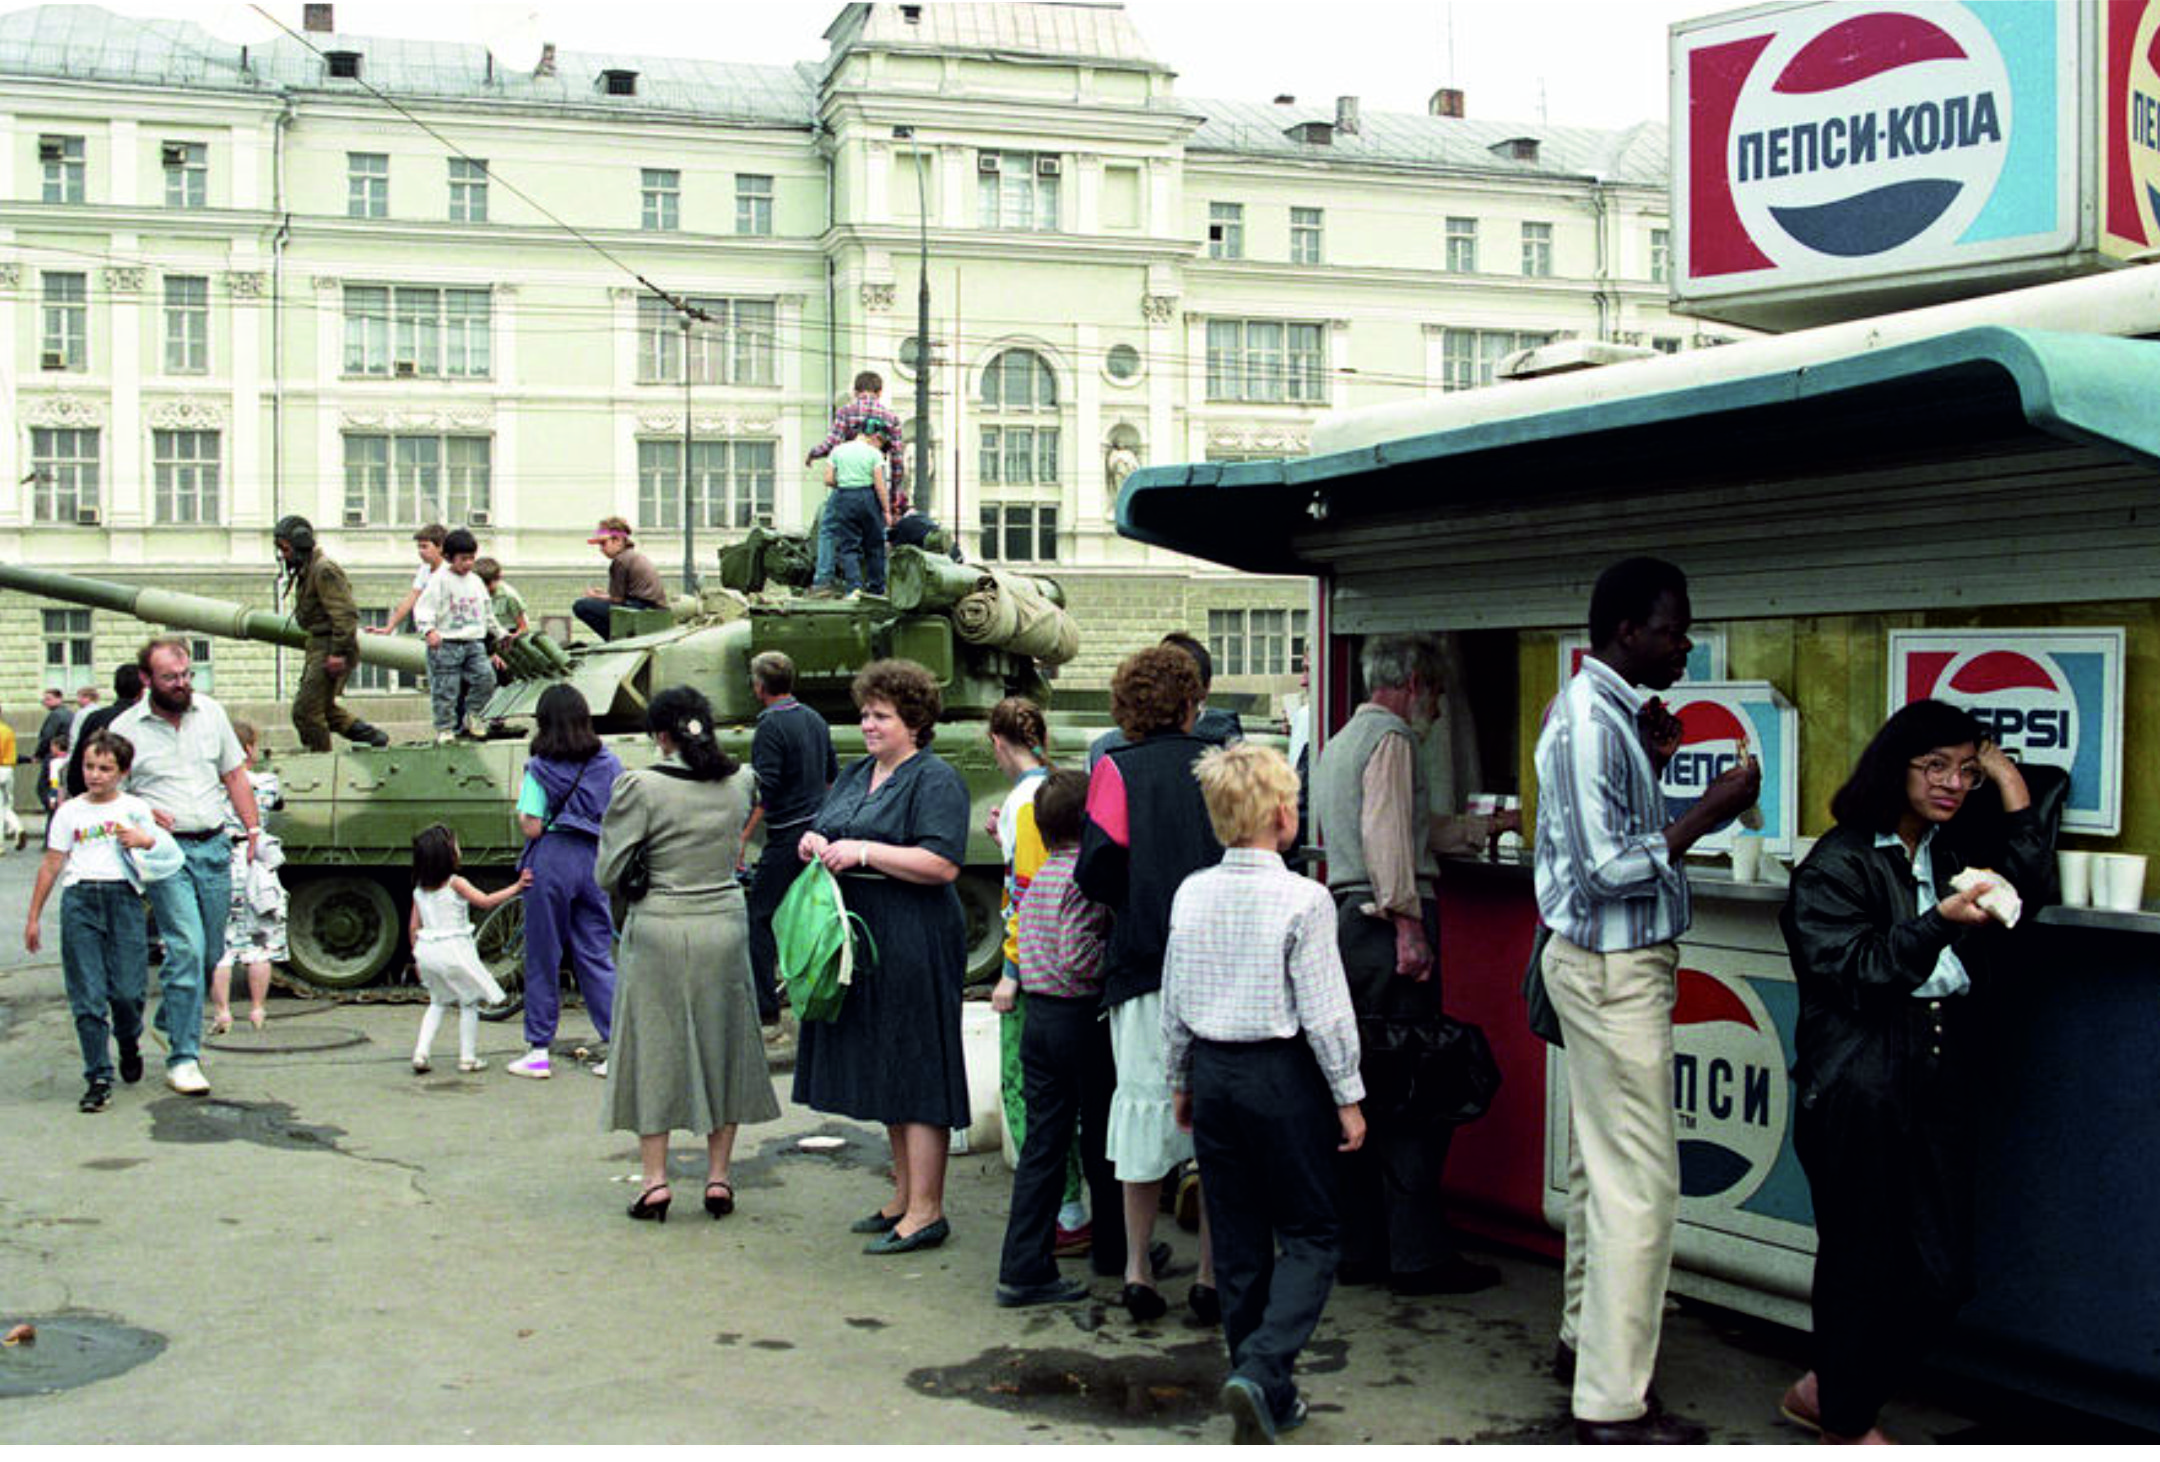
[{"x1": 275, "y1": 516, "x2": 390, "y2": 752}]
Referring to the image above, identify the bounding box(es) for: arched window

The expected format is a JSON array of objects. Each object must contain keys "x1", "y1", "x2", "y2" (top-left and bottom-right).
[{"x1": 978, "y1": 348, "x2": 1059, "y2": 562}]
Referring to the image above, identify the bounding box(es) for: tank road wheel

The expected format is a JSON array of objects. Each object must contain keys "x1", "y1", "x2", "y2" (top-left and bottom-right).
[
  {"x1": 286, "y1": 875, "x2": 400, "y2": 990},
  {"x1": 473, "y1": 898, "x2": 527, "y2": 1023},
  {"x1": 956, "y1": 869, "x2": 1006, "y2": 991}
]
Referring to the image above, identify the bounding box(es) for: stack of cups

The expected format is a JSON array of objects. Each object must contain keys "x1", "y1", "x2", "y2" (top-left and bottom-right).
[
  {"x1": 2057, "y1": 851, "x2": 2092, "y2": 907},
  {"x1": 2092, "y1": 852, "x2": 2149, "y2": 914},
  {"x1": 1730, "y1": 836, "x2": 1764, "y2": 882}
]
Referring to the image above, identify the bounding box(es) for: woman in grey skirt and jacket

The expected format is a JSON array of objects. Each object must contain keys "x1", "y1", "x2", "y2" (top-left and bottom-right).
[{"x1": 596, "y1": 686, "x2": 780, "y2": 1223}]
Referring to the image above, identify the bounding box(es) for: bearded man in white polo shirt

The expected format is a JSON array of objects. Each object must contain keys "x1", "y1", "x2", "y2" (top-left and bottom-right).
[{"x1": 113, "y1": 637, "x2": 263, "y2": 1096}]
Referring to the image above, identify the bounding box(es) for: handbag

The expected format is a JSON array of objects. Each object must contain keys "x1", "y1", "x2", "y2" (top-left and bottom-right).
[
  {"x1": 608, "y1": 764, "x2": 701, "y2": 929},
  {"x1": 1357, "y1": 1012, "x2": 1502, "y2": 1130},
  {"x1": 771, "y1": 860, "x2": 878, "y2": 1023},
  {"x1": 1522, "y1": 923, "x2": 1564, "y2": 1047}
]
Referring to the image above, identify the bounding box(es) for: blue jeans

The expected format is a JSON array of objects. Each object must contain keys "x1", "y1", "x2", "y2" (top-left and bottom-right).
[
  {"x1": 816, "y1": 487, "x2": 886, "y2": 593},
  {"x1": 427, "y1": 638, "x2": 497, "y2": 732},
  {"x1": 143, "y1": 834, "x2": 233, "y2": 1067},
  {"x1": 61, "y1": 880, "x2": 148, "y2": 1086}
]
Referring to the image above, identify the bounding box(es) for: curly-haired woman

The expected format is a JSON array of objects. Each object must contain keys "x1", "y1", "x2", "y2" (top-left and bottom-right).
[{"x1": 793, "y1": 660, "x2": 973, "y2": 1254}]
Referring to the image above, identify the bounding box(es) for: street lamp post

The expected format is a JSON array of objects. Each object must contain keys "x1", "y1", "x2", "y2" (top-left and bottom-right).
[
  {"x1": 895, "y1": 126, "x2": 931, "y2": 515},
  {"x1": 681, "y1": 314, "x2": 697, "y2": 595}
]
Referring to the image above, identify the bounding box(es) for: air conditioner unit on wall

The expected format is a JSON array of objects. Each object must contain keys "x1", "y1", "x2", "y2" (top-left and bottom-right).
[
  {"x1": 393, "y1": 360, "x2": 417, "y2": 377},
  {"x1": 344, "y1": 509, "x2": 367, "y2": 527},
  {"x1": 977, "y1": 154, "x2": 1001, "y2": 173},
  {"x1": 40, "y1": 351, "x2": 66, "y2": 371},
  {"x1": 161, "y1": 143, "x2": 186, "y2": 167},
  {"x1": 468, "y1": 509, "x2": 490, "y2": 526},
  {"x1": 1036, "y1": 157, "x2": 1061, "y2": 177},
  {"x1": 75, "y1": 505, "x2": 101, "y2": 525},
  {"x1": 38, "y1": 139, "x2": 62, "y2": 162}
]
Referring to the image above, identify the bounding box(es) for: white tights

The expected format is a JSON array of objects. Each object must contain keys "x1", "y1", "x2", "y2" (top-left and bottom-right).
[{"x1": 415, "y1": 998, "x2": 480, "y2": 1063}]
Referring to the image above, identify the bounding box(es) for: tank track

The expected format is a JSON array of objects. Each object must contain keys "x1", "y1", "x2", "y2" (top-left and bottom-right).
[{"x1": 265, "y1": 964, "x2": 434, "y2": 1005}]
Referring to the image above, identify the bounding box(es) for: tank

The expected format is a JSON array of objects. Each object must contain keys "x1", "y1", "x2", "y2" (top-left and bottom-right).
[{"x1": 0, "y1": 537, "x2": 1095, "y2": 1000}]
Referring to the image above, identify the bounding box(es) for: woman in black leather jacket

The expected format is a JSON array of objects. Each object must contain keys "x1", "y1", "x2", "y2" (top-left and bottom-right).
[{"x1": 1776, "y1": 699, "x2": 2049, "y2": 1443}]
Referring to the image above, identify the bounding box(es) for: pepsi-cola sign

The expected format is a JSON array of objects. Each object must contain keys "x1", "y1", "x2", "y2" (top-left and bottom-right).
[
  {"x1": 1889, "y1": 629, "x2": 2126, "y2": 834},
  {"x1": 2106, "y1": 0, "x2": 2160, "y2": 254},
  {"x1": 1678, "y1": 2, "x2": 2080, "y2": 295},
  {"x1": 1657, "y1": 681, "x2": 1799, "y2": 856},
  {"x1": 1672, "y1": 965, "x2": 1790, "y2": 1204}
]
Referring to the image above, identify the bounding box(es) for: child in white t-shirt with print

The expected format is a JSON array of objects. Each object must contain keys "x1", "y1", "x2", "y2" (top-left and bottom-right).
[
  {"x1": 23, "y1": 730, "x2": 171, "y2": 1113},
  {"x1": 415, "y1": 527, "x2": 499, "y2": 742}
]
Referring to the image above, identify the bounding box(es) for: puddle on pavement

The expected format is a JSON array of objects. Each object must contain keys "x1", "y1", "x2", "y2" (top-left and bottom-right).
[
  {"x1": 908, "y1": 1341, "x2": 1230, "y2": 1429},
  {"x1": 147, "y1": 1097, "x2": 347, "y2": 1153},
  {"x1": 0, "y1": 1314, "x2": 165, "y2": 1398},
  {"x1": 714, "y1": 1123, "x2": 889, "y2": 1190}
]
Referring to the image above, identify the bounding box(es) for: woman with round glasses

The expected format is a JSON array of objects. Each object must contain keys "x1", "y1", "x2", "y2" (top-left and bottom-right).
[{"x1": 1776, "y1": 698, "x2": 2047, "y2": 1443}]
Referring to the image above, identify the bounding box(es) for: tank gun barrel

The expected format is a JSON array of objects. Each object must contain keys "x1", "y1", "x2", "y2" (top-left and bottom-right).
[{"x1": 0, "y1": 564, "x2": 431, "y2": 675}]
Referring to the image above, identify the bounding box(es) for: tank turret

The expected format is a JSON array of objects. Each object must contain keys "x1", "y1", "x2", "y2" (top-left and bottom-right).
[{"x1": 1, "y1": 543, "x2": 1096, "y2": 998}]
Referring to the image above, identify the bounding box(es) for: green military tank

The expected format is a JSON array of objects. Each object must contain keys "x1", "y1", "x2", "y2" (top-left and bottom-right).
[{"x1": 0, "y1": 535, "x2": 1092, "y2": 1002}]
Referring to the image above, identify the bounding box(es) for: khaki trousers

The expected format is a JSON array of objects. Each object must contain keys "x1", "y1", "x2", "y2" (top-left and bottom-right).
[
  {"x1": 1543, "y1": 933, "x2": 1680, "y2": 1424},
  {"x1": 292, "y1": 643, "x2": 359, "y2": 752}
]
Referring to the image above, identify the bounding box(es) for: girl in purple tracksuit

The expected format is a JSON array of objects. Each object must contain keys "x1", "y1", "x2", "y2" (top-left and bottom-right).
[{"x1": 510, "y1": 685, "x2": 621, "y2": 1079}]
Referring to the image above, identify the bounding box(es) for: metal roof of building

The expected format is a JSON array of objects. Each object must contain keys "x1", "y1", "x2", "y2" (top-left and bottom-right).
[
  {"x1": 1184, "y1": 97, "x2": 1667, "y2": 184},
  {"x1": 821, "y1": 1, "x2": 1167, "y2": 73},
  {"x1": 0, "y1": 4, "x2": 818, "y2": 124},
  {"x1": 1115, "y1": 325, "x2": 2160, "y2": 578}
]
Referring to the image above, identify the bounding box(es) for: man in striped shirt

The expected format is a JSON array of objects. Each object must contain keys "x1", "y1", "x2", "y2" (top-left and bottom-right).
[{"x1": 1533, "y1": 556, "x2": 1758, "y2": 1446}]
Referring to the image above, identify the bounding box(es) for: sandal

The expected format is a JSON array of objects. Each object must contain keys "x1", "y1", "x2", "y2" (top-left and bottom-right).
[
  {"x1": 704, "y1": 1180, "x2": 735, "y2": 1219},
  {"x1": 208, "y1": 1013, "x2": 233, "y2": 1036},
  {"x1": 628, "y1": 1184, "x2": 671, "y2": 1224}
]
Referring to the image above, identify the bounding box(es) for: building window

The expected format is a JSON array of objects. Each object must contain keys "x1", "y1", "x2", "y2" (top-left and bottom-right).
[
  {"x1": 1521, "y1": 220, "x2": 1554, "y2": 277},
  {"x1": 343, "y1": 286, "x2": 491, "y2": 378},
  {"x1": 352, "y1": 609, "x2": 419, "y2": 692},
  {"x1": 44, "y1": 610, "x2": 95, "y2": 691},
  {"x1": 42, "y1": 272, "x2": 88, "y2": 370},
  {"x1": 1206, "y1": 319, "x2": 1326, "y2": 403},
  {"x1": 979, "y1": 503, "x2": 1058, "y2": 563},
  {"x1": 342, "y1": 433, "x2": 491, "y2": 525},
  {"x1": 1445, "y1": 216, "x2": 1478, "y2": 273},
  {"x1": 736, "y1": 173, "x2": 773, "y2": 236},
  {"x1": 980, "y1": 348, "x2": 1057, "y2": 412},
  {"x1": 153, "y1": 430, "x2": 220, "y2": 524},
  {"x1": 1650, "y1": 227, "x2": 1670, "y2": 284},
  {"x1": 1207, "y1": 202, "x2": 1244, "y2": 260},
  {"x1": 184, "y1": 637, "x2": 215, "y2": 697},
  {"x1": 979, "y1": 348, "x2": 1059, "y2": 488},
  {"x1": 636, "y1": 439, "x2": 777, "y2": 530},
  {"x1": 40, "y1": 134, "x2": 85, "y2": 203},
  {"x1": 448, "y1": 157, "x2": 488, "y2": 222},
  {"x1": 641, "y1": 168, "x2": 680, "y2": 231},
  {"x1": 30, "y1": 428, "x2": 100, "y2": 522},
  {"x1": 348, "y1": 152, "x2": 388, "y2": 218},
  {"x1": 1290, "y1": 206, "x2": 1323, "y2": 265},
  {"x1": 636, "y1": 297, "x2": 777, "y2": 386},
  {"x1": 1105, "y1": 344, "x2": 1142, "y2": 383},
  {"x1": 977, "y1": 151, "x2": 1059, "y2": 231},
  {"x1": 1207, "y1": 607, "x2": 1309, "y2": 676},
  {"x1": 163, "y1": 275, "x2": 210, "y2": 374},
  {"x1": 1440, "y1": 328, "x2": 1554, "y2": 392},
  {"x1": 162, "y1": 140, "x2": 207, "y2": 208},
  {"x1": 978, "y1": 427, "x2": 1059, "y2": 486}
]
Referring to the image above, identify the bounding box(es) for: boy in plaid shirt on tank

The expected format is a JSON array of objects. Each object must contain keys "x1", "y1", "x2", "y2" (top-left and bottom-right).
[
  {"x1": 1164, "y1": 742, "x2": 1366, "y2": 1444},
  {"x1": 994, "y1": 768, "x2": 1124, "y2": 1308}
]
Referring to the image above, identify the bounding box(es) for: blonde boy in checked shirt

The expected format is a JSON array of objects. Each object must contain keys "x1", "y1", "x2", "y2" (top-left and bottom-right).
[{"x1": 1163, "y1": 742, "x2": 1366, "y2": 1445}]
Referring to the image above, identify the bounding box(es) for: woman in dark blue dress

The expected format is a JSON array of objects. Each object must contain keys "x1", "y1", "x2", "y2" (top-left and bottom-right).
[{"x1": 793, "y1": 659, "x2": 972, "y2": 1255}]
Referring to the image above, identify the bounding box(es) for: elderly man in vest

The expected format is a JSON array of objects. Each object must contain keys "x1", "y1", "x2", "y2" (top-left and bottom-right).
[{"x1": 1311, "y1": 632, "x2": 1510, "y2": 1297}]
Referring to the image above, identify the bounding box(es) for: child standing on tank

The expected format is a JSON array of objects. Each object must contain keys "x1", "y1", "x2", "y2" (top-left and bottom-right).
[
  {"x1": 414, "y1": 528, "x2": 498, "y2": 743},
  {"x1": 409, "y1": 824, "x2": 530, "y2": 1074},
  {"x1": 209, "y1": 720, "x2": 288, "y2": 1035}
]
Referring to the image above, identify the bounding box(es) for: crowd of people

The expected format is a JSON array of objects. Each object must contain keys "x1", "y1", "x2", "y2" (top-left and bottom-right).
[{"x1": 9, "y1": 547, "x2": 2058, "y2": 1445}]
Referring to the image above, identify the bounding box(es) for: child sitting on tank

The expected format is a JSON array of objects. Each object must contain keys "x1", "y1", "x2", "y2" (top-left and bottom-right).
[
  {"x1": 414, "y1": 529, "x2": 498, "y2": 743},
  {"x1": 209, "y1": 720, "x2": 287, "y2": 1036}
]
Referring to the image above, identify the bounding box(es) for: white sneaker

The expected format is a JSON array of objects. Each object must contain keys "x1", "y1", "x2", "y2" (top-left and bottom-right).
[
  {"x1": 434, "y1": 730, "x2": 458, "y2": 746},
  {"x1": 458, "y1": 1057, "x2": 488, "y2": 1073},
  {"x1": 412, "y1": 1054, "x2": 432, "y2": 1074},
  {"x1": 165, "y1": 1059, "x2": 210, "y2": 1096},
  {"x1": 506, "y1": 1049, "x2": 551, "y2": 1079},
  {"x1": 464, "y1": 717, "x2": 490, "y2": 740},
  {"x1": 590, "y1": 1059, "x2": 608, "y2": 1078}
]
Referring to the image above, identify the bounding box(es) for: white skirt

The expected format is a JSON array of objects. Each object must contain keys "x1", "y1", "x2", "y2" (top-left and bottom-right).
[
  {"x1": 415, "y1": 932, "x2": 506, "y2": 1006},
  {"x1": 1104, "y1": 991, "x2": 1194, "y2": 1183}
]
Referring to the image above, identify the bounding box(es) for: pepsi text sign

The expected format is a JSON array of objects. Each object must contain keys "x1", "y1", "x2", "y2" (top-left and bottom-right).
[
  {"x1": 2102, "y1": 0, "x2": 2160, "y2": 258},
  {"x1": 1889, "y1": 629, "x2": 2126, "y2": 834},
  {"x1": 1658, "y1": 681, "x2": 1799, "y2": 856},
  {"x1": 1676, "y1": 2, "x2": 2085, "y2": 312}
]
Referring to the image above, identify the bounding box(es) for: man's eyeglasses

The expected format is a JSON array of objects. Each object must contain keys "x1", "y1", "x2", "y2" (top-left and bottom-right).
[{"x1": 1909, "y1": 757, "x2": 1985, "y2": 790}]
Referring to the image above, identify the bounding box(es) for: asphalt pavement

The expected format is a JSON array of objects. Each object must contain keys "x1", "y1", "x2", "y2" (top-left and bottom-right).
[{"x1": 0, "y1": 841, "x2": 2076, "y2": 1445}]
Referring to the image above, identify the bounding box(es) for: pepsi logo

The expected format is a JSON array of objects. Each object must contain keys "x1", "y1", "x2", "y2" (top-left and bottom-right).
[
  {"x1": 2129, "y1": 2, "x2": 2160, "y2": 239},
  {"x1": 1729, "y1": 5, "x2": 2011, "y2": 265},
  {"x1": 1671, "y1": 966, "x2": 1788, "y2": 1202},
  {"x1": 1925, "y1": 648, "x2": 2079, "y2": 761},
  {"x1": 1660, "y1": 700, "x2": 1751, "y2": 833}
]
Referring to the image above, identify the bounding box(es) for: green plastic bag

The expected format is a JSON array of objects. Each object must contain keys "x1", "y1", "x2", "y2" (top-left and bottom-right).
[{"x1": 771, "y1": 860, "x2": 878, "y2": 1023}]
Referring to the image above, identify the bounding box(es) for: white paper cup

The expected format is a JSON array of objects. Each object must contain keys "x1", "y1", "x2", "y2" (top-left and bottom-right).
[
  {"x1": 2096, "y1": 853, "x2": 2148, "y2": 914},
  {"x1": 2056, "y1": 851, "x2": 2091, "y2": 908},
  {"x1": 1730, "y1": 836, "x2": 1764, "y2": 883}
]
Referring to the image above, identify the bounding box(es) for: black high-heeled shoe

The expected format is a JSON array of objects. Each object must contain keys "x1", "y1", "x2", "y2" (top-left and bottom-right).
[
  {"x1": 628, "y1": 1184, "x2": 671, "y2": 1223},
  {"x1": 704, "y1": 1180, "x2": 735, "y2": 1219}
]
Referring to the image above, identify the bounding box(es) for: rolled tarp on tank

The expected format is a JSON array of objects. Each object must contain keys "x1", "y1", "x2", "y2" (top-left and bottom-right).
[{"x1": 886, "y1": 547, "x2": 1066, "y2": 611}]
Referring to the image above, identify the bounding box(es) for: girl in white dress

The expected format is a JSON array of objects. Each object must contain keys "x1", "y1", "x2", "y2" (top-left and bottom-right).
[{"x1": 409, "y1": 824, "x2": 530, "y2": 1073}]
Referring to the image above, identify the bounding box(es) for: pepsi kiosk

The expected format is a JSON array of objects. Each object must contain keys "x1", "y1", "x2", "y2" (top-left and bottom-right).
[{"x1": 1113, "y1": 268, "x2": 2160, "y2": 1430}]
